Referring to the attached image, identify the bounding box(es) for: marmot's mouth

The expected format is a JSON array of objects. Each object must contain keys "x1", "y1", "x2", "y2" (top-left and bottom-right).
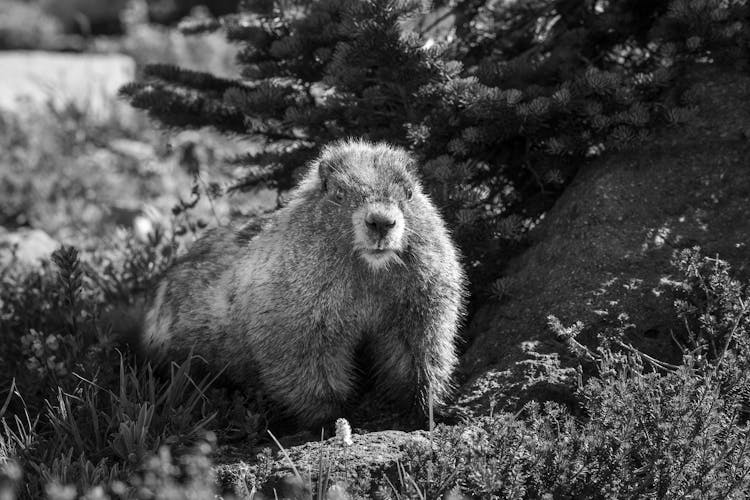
[
  {"x1": 364, "y1": 248, "x2": 400, "y2": 257},
  {"x1": 360, "y1": 248, "x2": 403, "y2": 270}
]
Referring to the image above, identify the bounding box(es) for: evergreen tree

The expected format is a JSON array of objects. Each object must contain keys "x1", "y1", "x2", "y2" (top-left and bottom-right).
[{"x1": 120, "y1": 0, "x2": 749, "y2": 288}]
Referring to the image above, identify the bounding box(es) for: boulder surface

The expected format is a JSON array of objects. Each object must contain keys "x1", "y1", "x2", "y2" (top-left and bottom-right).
[{"x1": 458, "y1": 64, "x2": 750, "y2": 415}]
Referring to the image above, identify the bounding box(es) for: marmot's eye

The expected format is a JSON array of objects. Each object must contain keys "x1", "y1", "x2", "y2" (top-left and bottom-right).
[
  {"x1": 405, "y1": 187, "x2": 413, "y2": 200},
  {"x1": 334, "y1": 187, "x2": 346, "y2": 202}
]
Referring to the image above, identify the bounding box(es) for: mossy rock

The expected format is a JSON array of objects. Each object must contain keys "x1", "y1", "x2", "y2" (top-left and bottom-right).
[
  {"x1": 214, "y1": 430, "x2": 430, "y2": 498},
  {"x1": 459, "y1": 64, "x2": 750, "y2": 415}
]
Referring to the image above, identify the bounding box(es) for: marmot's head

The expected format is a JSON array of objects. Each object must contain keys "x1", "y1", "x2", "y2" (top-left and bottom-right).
[{"x1": 309, "y1": 139, "x2": 422, "y2": 271}]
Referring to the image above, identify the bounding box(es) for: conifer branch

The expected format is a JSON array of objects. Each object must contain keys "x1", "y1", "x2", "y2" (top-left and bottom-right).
[
  {"x1": 119, "y1": 82, "x2": 248, "y2": 134},
  {"x1": 143, "y1": 64, "x2": 244, "y2": 94}
]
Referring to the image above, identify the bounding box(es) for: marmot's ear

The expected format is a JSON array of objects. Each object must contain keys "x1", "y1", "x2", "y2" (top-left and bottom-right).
[
  {"x1": 401, "y1": 152, "x2": 419, "y2": 175},
  {"x1": 318, "y1": 160, "x2": 332, "y2": 192}
]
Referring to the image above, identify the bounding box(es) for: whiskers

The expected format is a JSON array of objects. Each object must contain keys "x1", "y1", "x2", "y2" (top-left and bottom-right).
[
  {"x1": 389, "y1": 252, "x2": 407, "y2": 269},
  {"x1": 403, "y1": 225, "x2": 429, "y2": 244}
]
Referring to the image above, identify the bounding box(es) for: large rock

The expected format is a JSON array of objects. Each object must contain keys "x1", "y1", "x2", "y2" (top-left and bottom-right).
[{"x1": 458, "y1": 65, "x2": 750, "y2": 415}]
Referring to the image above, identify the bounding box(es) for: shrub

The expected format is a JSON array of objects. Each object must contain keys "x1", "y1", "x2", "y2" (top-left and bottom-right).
[{"x1": 399, "y1": 358, "x2": 750, "y2": 499}]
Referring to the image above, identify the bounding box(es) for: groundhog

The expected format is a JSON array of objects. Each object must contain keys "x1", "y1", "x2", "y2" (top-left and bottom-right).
[{"x1": 141, "y1": 139, "x2": 467, "y2": 425}]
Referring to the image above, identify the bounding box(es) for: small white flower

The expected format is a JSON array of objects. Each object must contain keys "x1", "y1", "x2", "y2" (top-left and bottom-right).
[
  {"x1": 45, "y1": 334, "x2": 59, "y2": 351},
  {"x1": 335, "y1": 418, "x2": 353, "y2": 446}
]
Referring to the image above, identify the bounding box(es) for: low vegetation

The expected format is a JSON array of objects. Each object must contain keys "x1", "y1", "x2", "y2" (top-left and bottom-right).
[{"x1": 0, "y1": 98, "x2": 262, "y2": 498}]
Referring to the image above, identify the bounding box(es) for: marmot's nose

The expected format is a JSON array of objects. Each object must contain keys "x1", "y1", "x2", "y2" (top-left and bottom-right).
[{"x1": 365, "y1": 212, "x2": 396, "y2": 238}]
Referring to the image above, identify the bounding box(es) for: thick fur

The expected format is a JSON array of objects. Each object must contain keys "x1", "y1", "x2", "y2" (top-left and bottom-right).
[{"x1": 141, "y1": 139, "x2": 467, "y2": 425}]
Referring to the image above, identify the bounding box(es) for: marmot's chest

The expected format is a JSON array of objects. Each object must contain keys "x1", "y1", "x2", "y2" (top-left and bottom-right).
[
  {"x1": 281, "y1": 261, "x2": 413, "y2": 330},
  {"x1": 348, "y1": 273, "x2": 411, "y2": 330}
]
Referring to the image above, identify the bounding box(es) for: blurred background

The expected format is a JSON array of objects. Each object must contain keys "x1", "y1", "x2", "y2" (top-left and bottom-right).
[{"x1": 0, "y1": 0, "x2": 274, "y2": 269}]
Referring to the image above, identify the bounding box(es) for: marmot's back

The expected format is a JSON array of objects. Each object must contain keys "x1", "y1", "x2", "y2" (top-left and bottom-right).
[
  {"x1": 141, "y1": 139, "x2": 466, "y2": 425},
  {"x1": 142, "y1": 226, "x2": 241, "y2": 360}
]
